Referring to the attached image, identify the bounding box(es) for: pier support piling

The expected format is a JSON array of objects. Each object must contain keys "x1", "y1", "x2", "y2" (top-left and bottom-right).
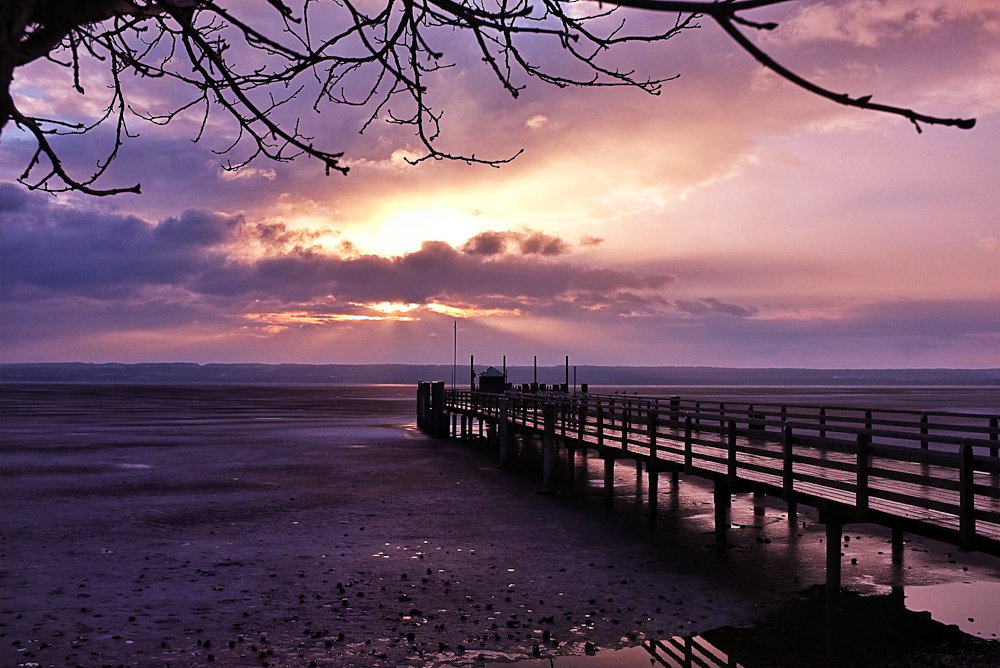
[
  {"x1": 430, "y1": 381, "x2": 446, "y2": 438},
  {"x1": 542, "y1": 404, "x2": 556, "y2": 493},
  {"x1": 647, "y1": 467, "x2": 659, "y2": 525},
  {"x1": 825, "y1": 516, "x2": 844, "y2": 653},
  {"x1": 891, "y1": 526, "x2": 904, "y2": 564},
  {"x1": 714, "y1": 479, "x2": 730, "y2": 556},
  {"x1": 566, "y1": 442, "x2": 576, "y2": 489},
  {"x1": 499, "y1": 399, "x2": 511, "y2": 470},
  {"x1": 604, "y1": 456, "x2": 615, "y2": 505}
]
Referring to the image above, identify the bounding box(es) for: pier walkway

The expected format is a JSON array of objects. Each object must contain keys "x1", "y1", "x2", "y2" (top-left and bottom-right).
[
  {"x1": 418, "y1": 384, "x2": 1000, "y2": 559},
  {"x1": 418, "y1": 383, "x2": 1000, "y2": 646}
]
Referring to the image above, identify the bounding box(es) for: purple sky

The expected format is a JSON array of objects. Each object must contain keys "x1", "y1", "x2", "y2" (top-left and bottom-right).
[{"x1": 2, "y1": 0, "x2": 998, "y2": 367}]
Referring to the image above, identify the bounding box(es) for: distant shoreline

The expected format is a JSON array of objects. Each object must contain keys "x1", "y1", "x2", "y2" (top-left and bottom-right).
[{"x1": 3, "y1": 362, "x2": 999, "y2": 386}]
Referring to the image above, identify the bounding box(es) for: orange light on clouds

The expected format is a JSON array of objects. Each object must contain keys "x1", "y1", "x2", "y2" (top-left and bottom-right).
[
  {"x1": 359, "y1": 302, "x2": 421, "y2": 314},
  {"x1": 425, "y1": 303, "x2": 522, "y2": 318},
  {"x1": 245, "y1": 311, "x2": 419, "y2": 333}
]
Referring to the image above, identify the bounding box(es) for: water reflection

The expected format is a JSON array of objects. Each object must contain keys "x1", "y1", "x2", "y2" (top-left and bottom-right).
[
  {"x1": 646, "y1": 637, "x2": 744, "y2": 668},
  {"x1": 905, "y1": 581, "x2": 1000, "y2": 639},
  {"x1": 485, "y1": 636, "x2": 742, "y2": 667}
]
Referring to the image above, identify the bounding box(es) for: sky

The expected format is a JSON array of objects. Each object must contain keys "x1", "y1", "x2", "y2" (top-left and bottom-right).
[{"x1": 1, "y1": 0, "x2": 998, "y2": 368}]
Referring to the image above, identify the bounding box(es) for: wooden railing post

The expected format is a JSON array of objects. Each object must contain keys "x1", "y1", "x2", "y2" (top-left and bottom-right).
[
  {"x1": 819, "y1": 406, "x2": 826, "y2": 439},
  {"x1": 719, "y1": 402, "x2": 726, "y2": 428},
  {"x1": 684, "y1": 414, "x2": 693, "y2": 474},
  {"x1": 920, "y1": 413, "x2": 929, "y2": 450},
  {"x1": 648, "y1": 408, "x2": 659, "y2": 464},
  {"x1": 856, "y1": 432, "x2": 870, "y2": 521},
  {"x1": 727, "y1": 420, "x2": 737, "y2": 487},
  {"x1": 694, "y1": 401, "x2": 701, "y2": 426},
  {"x1": 782, "y1": 425, "x2": 794, "y2": 502},
  {"x1": 989, "y1": 417, "x2": 998, "y2": 459},
  {"x1": 622, "y1": 402, "x2": 630, "y2": 453},
  {"x1": 959, "y1": 439, "x2": 976, "y2": 551},
  {"x1": 597, "y1": 406, "x2": 605, "y2": 451}
]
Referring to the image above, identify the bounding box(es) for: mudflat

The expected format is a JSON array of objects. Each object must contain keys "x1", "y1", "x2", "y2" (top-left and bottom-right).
[{"x1": 2, "y1": 384, "x2": 999, "y2": 668}]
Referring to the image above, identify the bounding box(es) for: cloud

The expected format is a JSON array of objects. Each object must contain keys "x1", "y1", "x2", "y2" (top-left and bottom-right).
[
  {"x1": 774, "y1": 0, "x2": 1000, "y2": 47},
  {"x1": 674, "y1": 298, "x2": 759, "y2": 318},
  {"x1": 342, "y1": 148, "x2": 425, "y2": 172},
  {"x1": 155, "y1": 209, "x2": 243, "y2": 246},
  {"x1": 975, "y1": 236, "x2": 999, "y2": 251},
  {"x1": 461, "y1": 229, "x2": 570, "y2": 256},
  {"x1": 525, "y1": 114, "x2": 549, "y2": 129},
  {"x1": 219, "y1": 167, "x2": 278, "y2": 181}
]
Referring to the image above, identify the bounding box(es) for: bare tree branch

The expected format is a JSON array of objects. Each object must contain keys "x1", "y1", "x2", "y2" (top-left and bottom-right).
[{"x1": 0, "y1": 0, "x2": 978, "y2": 197}]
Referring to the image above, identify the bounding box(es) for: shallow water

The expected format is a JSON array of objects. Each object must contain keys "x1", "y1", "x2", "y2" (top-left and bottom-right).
[
  {"x1": 906, "y1": 581, "x2": 1000, "y2": 639},
  {"x1": 486, "y1": 636, "x2": 741, "y2": 667},
  {"x1": 1, "y1": 382, "x2": 998, "y2": 668}
]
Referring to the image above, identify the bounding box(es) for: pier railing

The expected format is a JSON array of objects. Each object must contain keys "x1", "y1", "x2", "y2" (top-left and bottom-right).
[{"x1": 425, "y1": 385, "x2": 1000, "y2": 556}]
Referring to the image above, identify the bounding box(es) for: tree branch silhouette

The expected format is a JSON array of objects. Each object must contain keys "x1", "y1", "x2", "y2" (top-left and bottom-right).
[{"x1": 0, "y1": 0, "x2": 977, "y2": 196}]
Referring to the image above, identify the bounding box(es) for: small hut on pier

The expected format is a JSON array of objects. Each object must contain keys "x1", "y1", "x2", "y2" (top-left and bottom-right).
[{"x1": 477, "y1": 366, "x2": 506, "y2": 393}]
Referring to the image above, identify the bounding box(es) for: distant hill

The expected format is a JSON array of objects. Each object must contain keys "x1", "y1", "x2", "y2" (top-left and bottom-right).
[{"x1": 2, "y1": 363, "x2": 999, "y2": 386}]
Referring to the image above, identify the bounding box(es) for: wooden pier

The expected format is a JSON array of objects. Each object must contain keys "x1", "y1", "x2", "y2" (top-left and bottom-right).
[{"x1": 417, "y1": 381, "x2": 1000, "y2": 645}]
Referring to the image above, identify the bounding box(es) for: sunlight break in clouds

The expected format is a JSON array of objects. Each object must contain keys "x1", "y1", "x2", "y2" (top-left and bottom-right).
[
  {"x1": 356, "y1": 206, "x2": 483, "y2": 257},
  {"x1": 245, "y1": 311, "x2": 419, "y2": 334},
  {"x1": 425, "y1": 303, "x2": 523, "y2": 318}
]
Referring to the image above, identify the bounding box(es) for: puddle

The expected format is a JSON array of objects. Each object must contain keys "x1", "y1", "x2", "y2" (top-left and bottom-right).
[
  {"x1": 485, "y1": 636, "x2": 741, "y2": 667},
  {"x1": 700, "y1": 585, "x2": 1000, "y2": 668},
  {"x1": 906, "y1": 581, "x2": 1000, "y2": 639}
]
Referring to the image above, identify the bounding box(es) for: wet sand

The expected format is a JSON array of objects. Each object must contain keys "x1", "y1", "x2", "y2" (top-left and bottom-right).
[{"x1": 2, "y1": 384, "x2": 999, "y2": 668}]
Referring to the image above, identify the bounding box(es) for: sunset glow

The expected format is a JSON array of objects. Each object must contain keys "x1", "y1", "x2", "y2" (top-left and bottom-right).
[
  {"x1": 357, "y1": 206, "x2": 483, "y2": 257},
  {"x1": 2, "y1": 1, "x2": 998, "y2": 367}
]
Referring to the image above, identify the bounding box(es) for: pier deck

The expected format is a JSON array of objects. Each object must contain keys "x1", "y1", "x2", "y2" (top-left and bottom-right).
[{"x1": 421, "y1": 386, "x2": 1000, "y2": 558}]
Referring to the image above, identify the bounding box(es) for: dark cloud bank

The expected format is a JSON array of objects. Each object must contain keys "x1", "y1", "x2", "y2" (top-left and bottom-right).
[{"x1": 1, "y1": 183, "x2": 675, "y2": 313}]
